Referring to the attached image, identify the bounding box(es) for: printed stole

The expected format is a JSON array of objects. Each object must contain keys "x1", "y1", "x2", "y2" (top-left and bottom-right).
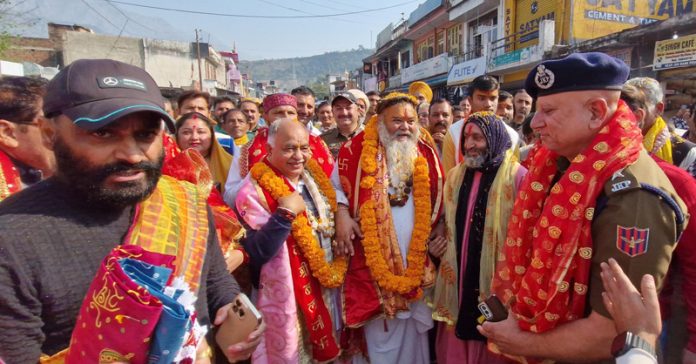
[
  {"x1": 0, "y1": 149, "x2": 21, "y2": 201},
  {"x1": 432, "y1": 149, "x2": 519, "y2": 325},
  {"x1": 124, "y1": 175, "x2": 210, "y2": 293},
  {"x1": 256, "y1": 162, "x2": 340, "y2": 362},
  {"x1": 337, "y1": 133, "x2": 444, "y2": 327},
  {"x1": 39, "y1": 175, "x2": 210, "y2": 363},
  {"x1": 160, "y1": 148, "x2": 244, "y2": 255},
  {"x1": 243, "y1": 127, "x2": 335, "y2": 178},
  {"x1": 492, "y1": 101, "x2": 643, "y2": 337}
]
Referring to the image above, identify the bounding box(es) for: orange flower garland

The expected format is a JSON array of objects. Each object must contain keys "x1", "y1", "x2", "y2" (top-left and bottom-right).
[
  {"x1": 359, "y1": 116, "x2": 432, "y2": 298},
  {"x1": 250, "y1": 159, "x2": 348, "y2": 288}
]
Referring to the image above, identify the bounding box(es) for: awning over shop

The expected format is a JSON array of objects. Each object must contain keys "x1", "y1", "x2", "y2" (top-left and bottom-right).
[{"x1": 402, "y1": 74, "x2": 449, "y2": 91}]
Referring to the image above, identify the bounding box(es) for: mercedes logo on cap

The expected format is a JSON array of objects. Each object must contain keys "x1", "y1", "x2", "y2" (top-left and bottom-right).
[{"x1": 102, "y1": 77, "x2": 119, "y2": 86}]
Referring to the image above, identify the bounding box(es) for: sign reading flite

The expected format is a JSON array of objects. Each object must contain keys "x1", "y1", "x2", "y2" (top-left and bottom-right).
[
  {"x1": 447, "y1": 57, "x2": 486, "y2": 85},
  {"x1": 654, "y1": 33, "x2": 696, "y2": 70},
  {"x1": 401, "y1": 53, "x2": 452, "y2": 84}
]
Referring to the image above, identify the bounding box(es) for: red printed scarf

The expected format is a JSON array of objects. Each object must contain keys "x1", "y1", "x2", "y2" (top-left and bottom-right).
[
  {"x1": 492, "y1": 101, "x2": 643, "y2": 333},
  {"x1": 0, "y1": 149, "x2": 21, "y2": 201}
]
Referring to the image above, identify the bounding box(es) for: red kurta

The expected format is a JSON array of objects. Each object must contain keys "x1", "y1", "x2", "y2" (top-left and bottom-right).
[{"x1": 337, "y1": 131, "x2": 444, "y2": 327}]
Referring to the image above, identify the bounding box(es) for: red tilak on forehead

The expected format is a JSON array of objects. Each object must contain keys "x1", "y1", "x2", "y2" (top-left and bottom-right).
[{"x1": 465, "y1": 123, "x2": 475, "y2": 134}]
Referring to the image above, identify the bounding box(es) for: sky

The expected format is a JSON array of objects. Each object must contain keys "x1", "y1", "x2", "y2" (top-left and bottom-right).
[
  {"x1": 122, "y1": 0, "x2": 421, "y2": 60},
  {"x1": 33, "y1": 0, "x2": 424, "y2": 61}
]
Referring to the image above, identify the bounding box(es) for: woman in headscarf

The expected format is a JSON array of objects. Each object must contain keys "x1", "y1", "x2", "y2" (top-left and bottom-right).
[
  {"x1": 175, "y1": 112, "x2": 233, "y2": 193},
  {"x1": 431, "y1": 111, "x2": 527, "y2": 364}
]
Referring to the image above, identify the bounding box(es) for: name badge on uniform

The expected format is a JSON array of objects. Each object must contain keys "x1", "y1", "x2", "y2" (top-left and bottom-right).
[{"x1": 616, "y1": 225, "x2": 649, "y2": 257}]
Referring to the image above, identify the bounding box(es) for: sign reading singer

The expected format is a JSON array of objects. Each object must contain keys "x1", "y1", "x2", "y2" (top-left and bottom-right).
[{"x1": 653, "y1": 33, "x2": 696, "y2": 70}]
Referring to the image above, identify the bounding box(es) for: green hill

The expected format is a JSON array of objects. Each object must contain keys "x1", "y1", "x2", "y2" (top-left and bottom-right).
[{"x1": 238, "y1": 47, "x2": 373, "y2": 87}]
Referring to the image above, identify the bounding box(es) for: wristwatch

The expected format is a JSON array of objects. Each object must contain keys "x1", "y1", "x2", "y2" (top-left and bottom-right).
[
  {"x1": 277, "y1": 207, "x2": 297, "y2": 221},
  {"x1": 611, "y1": 331, "x2": 656, "y2": 358}
]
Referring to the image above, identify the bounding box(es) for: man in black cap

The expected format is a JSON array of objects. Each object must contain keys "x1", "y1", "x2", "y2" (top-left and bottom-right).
[
  {"x1": 478, "y1": 52, "x2": 686, "y2": 363},
  {"x1": 321, "y1": 92, "x2": 362, "y2": 158},
  {"x1": 0, "y1": 59, "x2": 263, "y2": 363}
]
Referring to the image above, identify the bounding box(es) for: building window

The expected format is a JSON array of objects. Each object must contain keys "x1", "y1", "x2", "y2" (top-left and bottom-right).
[
  {"x1": 467, "y1": 11, "x2": 497, "y2": 60},
  {"x1": 401, "y1": 50, "x2": 410, "y2": 69},
  {"x1": 447, "y1": 24, "x2": 462, "y2": 56},
  {"x1": 389, "y1": 58, "x2": 398, "y2": 76},
  {"x1": 417, "y1": 35, "x2": 434, "y2": 63},
  {"x1": 436, "y1": 30, "x2": 446, "y2": 55}
]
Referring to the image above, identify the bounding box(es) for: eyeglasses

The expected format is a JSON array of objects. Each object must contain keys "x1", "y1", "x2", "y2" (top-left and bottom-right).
[
  {"x1": 15, "y1": 115, "x2": 46, "y2": 126},
  {"x1": 15, "y1": 121, "x2": 40, "y2": 127}
]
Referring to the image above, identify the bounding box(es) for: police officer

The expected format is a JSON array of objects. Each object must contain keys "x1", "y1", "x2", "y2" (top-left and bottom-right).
[{"x1": 478, "y1": 52, "x2": 687, "y2": 363}]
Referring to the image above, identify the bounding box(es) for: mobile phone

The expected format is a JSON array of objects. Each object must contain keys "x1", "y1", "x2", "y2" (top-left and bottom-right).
[
  {"x1": 477, "y1": 295, "x2": 508, "y2": 322},
  {"x1": 215, "y1": 293, "x2": 263, "y2": 351}
]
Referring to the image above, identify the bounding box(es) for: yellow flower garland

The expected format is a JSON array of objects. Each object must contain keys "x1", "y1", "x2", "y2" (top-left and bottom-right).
[
  {"x1": 250, "y1": 160, "x2": 348, "y2": 288},
  {"x1": 359, "y1": 116, "x2": 432, "y2": 298}
]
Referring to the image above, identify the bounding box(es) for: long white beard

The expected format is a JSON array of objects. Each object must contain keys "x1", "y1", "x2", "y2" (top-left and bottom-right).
[{"x1": 378, "y1": 121, "x2": 420, "y2": 187}]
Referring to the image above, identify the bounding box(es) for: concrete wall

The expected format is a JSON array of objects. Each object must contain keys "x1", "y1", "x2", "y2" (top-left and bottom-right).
[
  {"x1": 60, "y1": 32, "x2": 227, "y2": 90},
  {"x1": 143, "y1": 39, "x2": 196, "y2": 88},
  {"x1": 5, "y1": 37, "x2": 60, "y2": 66},
  {"x1": 62, "y1": 32, "x2": 144, "y2": 68}
]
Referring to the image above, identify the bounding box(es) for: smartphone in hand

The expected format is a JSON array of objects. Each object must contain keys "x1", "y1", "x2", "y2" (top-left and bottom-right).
[
  {"x1": 477, "y1": 295, "x2": 508, "y2": 322},
  {"x1": 216, "y1": 293, "x2": 263, "y2": 351}
]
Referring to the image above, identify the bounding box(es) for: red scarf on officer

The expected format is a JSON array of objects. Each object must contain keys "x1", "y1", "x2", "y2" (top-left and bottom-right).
[{"x1": 492, "y1": 100, "x2": 643, "y2": 334}]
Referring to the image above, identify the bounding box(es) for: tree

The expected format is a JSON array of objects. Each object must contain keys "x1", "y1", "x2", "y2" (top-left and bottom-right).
[
  {"x1": 307, "y1": 78, "x2": 330, "y2": 100},
  {"x1": 0, "y1": 0, "x2": 15, "y2": 57}
]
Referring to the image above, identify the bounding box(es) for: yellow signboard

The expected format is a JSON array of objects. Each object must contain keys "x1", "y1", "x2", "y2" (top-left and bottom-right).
[
  {"x1": 510, "y1": 0, "x2": 557, "y2": 48},
  {"x1": 573, "y1": 0, "x2": 694, "y2": 41},
  {"x1": 654, "y1": 33, "x2": 696, "y2": 70}
]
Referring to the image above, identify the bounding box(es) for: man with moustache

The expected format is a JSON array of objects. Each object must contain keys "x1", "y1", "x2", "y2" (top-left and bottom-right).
[
  {"x1": 291, "y1": 85, "x2": 321, "y2": 136},
  {"x1": 239, "y1": 97, "x2": 263, "y2": 139},
  {"x1": 511, "y1": 89, "x2": 533, "y2": 130},
  {"x1": 337, "y1": 92, "x2": 445, "y2": 363},
  {"x1": 0, "y1": 59, "x2": 263, "y2": 363},
  {"x1": 321, "y1": 92, "x2": 362, "y2": 158},
  {"x1": 316, "y1": 100, "x2": 335, "y2": 132},
  {"x1": 0, "y1": 76, "x2": 56, "y2": 201},
  {"x1": 431, "y1": 112, "x2": 526, "y2": 363},
  {"x1": 427, "y1": 98, "x2": 454, "y2": 155}
]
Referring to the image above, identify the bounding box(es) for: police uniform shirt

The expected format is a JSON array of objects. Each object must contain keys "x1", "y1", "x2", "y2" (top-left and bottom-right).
[{"x1": 588, "y1": 150, "x2": 688, "y2": 317}]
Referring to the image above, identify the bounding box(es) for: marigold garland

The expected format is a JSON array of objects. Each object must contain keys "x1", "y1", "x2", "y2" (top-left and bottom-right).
[
  {"x1": 359, "y1": 116, "x2": 432, "y2": 298},
  {"x1": 250, "y1": 160, "x2": 348, "y2": 288}
]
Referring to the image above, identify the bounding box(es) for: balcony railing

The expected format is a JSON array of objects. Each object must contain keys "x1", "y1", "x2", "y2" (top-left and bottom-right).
[
  {"x1": 452, "y1": 46, "x2": 485, "y2": 64},
  {"x1": 487, "y1": 20, "x2": 555, "y2": 71}
]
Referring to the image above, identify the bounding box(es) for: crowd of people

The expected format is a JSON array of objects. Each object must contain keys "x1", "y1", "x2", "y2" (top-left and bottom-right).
[{"x1": 1, "y1": 52, "x2": 696, "y2": 364}]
